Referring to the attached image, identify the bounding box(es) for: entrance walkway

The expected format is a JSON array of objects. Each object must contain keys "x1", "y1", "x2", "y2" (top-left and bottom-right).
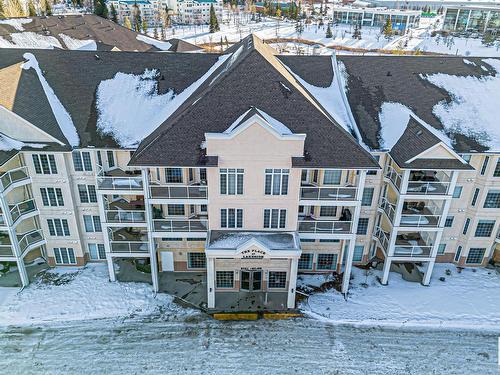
[
  {"x1": 159, "y1": 272, "x2": 207, "y2": 310},
  {"x1": 213, "y1": 291, "x2": 288, "y2": 312}
]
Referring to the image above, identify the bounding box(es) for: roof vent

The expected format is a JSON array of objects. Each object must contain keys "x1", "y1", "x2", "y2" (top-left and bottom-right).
[
  {"x1": 160, "y1": 75, "x2": 165, "y2": 81},
  {"x1": 94, "y1": 54, "x2": 100, "y2": 60},
  {"x1": 386, "y1": 71, "x2": 392, "y2": 76},
  {"x1": 416, "y1": 129, "x2": 423, "y2": 136}
]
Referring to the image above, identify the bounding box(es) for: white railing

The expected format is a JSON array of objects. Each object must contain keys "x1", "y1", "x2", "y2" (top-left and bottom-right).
[
  {"x1": 380, "y1": 197, "x2": 396, "y2": 222},
  {"x1": 400, "y1": 214, "x2": 441, "y2": 227},
  {"x1": 149, "y1": 185, "x2": 208, "y2": 199},
  {"x1": 9, "y1": 198, "x2": 37, "y2": 223},
  {"x1": 106, "y1": 210, "x2": 146, "y2": 224},
  {"x1": 298, "y1": 220, "x2": 352, "y2": 234},
  {"x1": 18, "y1": 229, "x2": 44, "y2": 253},
  {"x1": 384, "y1": 165, "x2": 402, "y2": 190},
  {"x1": 299, "y1": 186, "x2": 357, "y2": 201},
  {"x1": 0, "y1": 213, "x2": 5, "y2": 226},
  {"x1": 374, "y1": 226, "x2": 390, "y2": 250},
  {"x1": 393, "y1": 245, "x2": 433, "y2": 257},
  {"x1": 406, "y1": 181, "x2": 451, "y2": 195},
  {"x1": 96, "y1": 165, "x2": 143, "y2": 191},
  {"x1": 0, "y1": 244, "x2": 14, "y2": 257},
  {"x1": 109, "y1": 241, "x2": 149, "y2": 253},
  {"x1": 0, "y1": 166, "x2": 29, "y2": 192},
  {"x1": 153, "y1": 219, "x2": 208, "y2": 232}
]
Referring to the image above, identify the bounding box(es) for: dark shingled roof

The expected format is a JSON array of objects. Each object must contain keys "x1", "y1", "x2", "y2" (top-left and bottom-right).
[
  {"x1": 166, "y1": 38, "x2": 204, "y2": 53},
  {"x1": 390, "y1": 117, "x2": 473, "y2": 170},
  {"x1": 0, "y1": 15, "x2": 158, "y2": 51},
  {"x1": 130, "y1": 35, "x2": 379, "y2": 169}
]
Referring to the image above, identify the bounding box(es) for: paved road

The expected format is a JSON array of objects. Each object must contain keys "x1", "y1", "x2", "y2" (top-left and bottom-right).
[{"x1": 1, "y1": 313, "x2": 498, "y2": 375}]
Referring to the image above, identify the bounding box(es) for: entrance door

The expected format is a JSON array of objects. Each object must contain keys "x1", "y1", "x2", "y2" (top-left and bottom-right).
[
  {"x1": 160, "y1": 252, "x2": 174, "y2": 271},
  {"x1": 240, "y1": 270, "x2": 262, "y2": 291}
]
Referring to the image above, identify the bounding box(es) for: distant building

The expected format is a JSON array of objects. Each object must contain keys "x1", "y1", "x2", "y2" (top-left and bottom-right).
[
  {"x1": 109, "y1": 0, "x2": 169, "y2": 26},
  {"x1": 442, "y1": 6, "x2": 500, "y2": 34},
  {"x1": 331, "y1": 6, "x2": 421, "y2": 32},
  {"x1": 364, "y1": 0, "x2": 499, "y2": 12},
  {"x1": 176, "y1": 0, "x2": 223, "y2": 25}
]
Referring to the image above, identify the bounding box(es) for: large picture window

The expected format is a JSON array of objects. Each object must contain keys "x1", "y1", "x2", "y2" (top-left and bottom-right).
[
  {"x1": 72, "y1": 151, "x2": 93, "y2": 172},
  {"x1": 265, "y1": 169, "x2": 289, "y2": 195},
  {"x1": 32, "y1": 154, "x2": 57, "y2": 174},
  {"x1": 317, "y1": 254, "x2": 338, "y2": 270},
  {"x1": 47, "y1": 218, "x2": 70, "y2": 236},
  {"x1": 187, "y1": 253, "x2": 206, "y2": 269},
  {"x1": 466, "y1": 248, "x2": 485, "y2": 264},
  {"x1": 216, "y1": 271, "x2": 234, "y2": 288},
  {"x1": 219, "y1": 168, "x2": 244, "y2": 195},
  {"x1": 268, "y1": 271, "x2": 287, "y2": 288},
  {"x1": 53, "y1": 247, "x2": 76, "y2": 265},
  {"x1": 165, "y1": 168, "x2": 183, "y2": 183},
  {"x1": 323, "y1": 170, "x2": 341, "y2": 185},
  {"x1": 220, "y1": 208, "x2": 243, "y2": 228},
  {"x1": 40, "y1": 187, "x2": 64, "y2": 207},
  {"x1": 263, "y1": 209, "x2": 286, "y2": 229}
]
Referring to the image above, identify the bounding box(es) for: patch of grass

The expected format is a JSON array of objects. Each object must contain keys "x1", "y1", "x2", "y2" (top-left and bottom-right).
[{"x1": 135, "y1": 260, "x2": 151, "y2": 274}]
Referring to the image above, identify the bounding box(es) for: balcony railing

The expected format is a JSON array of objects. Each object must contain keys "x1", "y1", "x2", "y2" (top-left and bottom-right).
[
  {"x1": 374, "y1": 226, "x2": 390, "y2": 251},
  {"x1": 0, "y1": 213, "x2": 5, "y2": 226},
  {"x1": 384, "y1": 165, "x2": 402, "y2": 190},
  {"x1": 97, "y1": 176, "x2": 143, "y2": 191},
  {"x1": 393, "y1": 245, "x2": 432, "y2": 257},
  {"x1": 406, "y1": 181, "x2": 451, "y2": 195},
  {"x1": 18, "y1": 229, "x2": 44, "y2": 253},
  {"x1": 0, "y1": 244, "x2": 14, "y2": 257},
  {"x1": 9, "y1": 198, "x2": 36, "y2": 224},
  {"x1": 380, "y1": 198, "x2": 396, "y2": 222},
  {"x1": 298, "y1": 220, "x2": 352, "y2": 234},
  {"x1": 110, "y1": 241, "x2": 149, "y2": 253},
  {"x1": 153, "y1": 219, "x2": 208, "y2": 232},
  {"x1": 149, "y1": 185, "x2": 208, "y2": 199},
  {"x1": 0, "y1": 166, "x2": 29, "y2": 193},
  {"x1": 106, "y1": 210, "x2": 146, "y2": 224},
  {"x1": 400, "y1": 214, "x2": 441, "y2": 227},
  {"x1": 299, "y1": 186, "x2": 357, "y2": 201}
]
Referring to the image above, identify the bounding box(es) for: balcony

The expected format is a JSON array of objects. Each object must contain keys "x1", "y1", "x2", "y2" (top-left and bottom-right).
[
  {"x1": 374, "y1": 226, "x2": 390, "y2": 251},
  {"x1": 298, "y1": 219, "x2": 352, "y2": 234},
  {"x1": 380, "y1": 198, "x2": 396, "y2": 222},
  {"x1": 394, "y1": 233, "x2": 433, "y2": 258},
  {"x1": 96, "y1": 167, "x2": 143, "y2": 191},
  {"x1": 149, "y1": 184, "x2": 208, "y2": 200},
  {"x1": 109, "y1": 241, "x2": 149, "y2": 253},
  {"x1": 9, "y1": 198, "x2": 37, "y2": 224},
  {"x1": 105, "y1": 198, "x2": 146, "y2": 224},
  {"x1": 299, "y1": 185, "x2": 357, "y2": 202},
  {"x1": 153, "y1": 218, "x2": 208, "y2": 233},
  {"x1": 384, "y1": 165, "x2": 402, "y2": 190},
  {"x1": 0, "y1": 233, "x2": 13, "y2": 257},
  {"x1": 0, "y1": 166, "x2": 30, "y2": 193},
  {"x1": 406, "y1": 170, "x2": 451, "y2": 196},
  {"x1": 17, "y1": 229, "x2": 45, "y2": 254},
  {"x1": 380, "y1": 199, "x2": 442, "y2": 228}
]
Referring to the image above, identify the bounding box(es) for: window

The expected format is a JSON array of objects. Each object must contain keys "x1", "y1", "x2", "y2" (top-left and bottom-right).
[
  {"x1": 188, "y1": 168, "x2": 194, "y2": 182},
  {"x1": 263, "y1": 209, "x2": 286, "y2": 229},
  {"x1": 471, "y1": 188, "x2": 480, "y2": 207},
  {"x1": 88, "y1": 244, "x2": 106, "y2": 260},
  {"x1": 367, "y1": 156, "x2": 380, "y2": 175},
  {"x1": 300, "y1": 238, "x2": 315, "y2": 243},
  {"x1": 107, "y1": 151, "x2": 115, "y2": 168},
  {"x1": 72, "y1": 151, "x2": 92, "y2": 172},
  {"x1": 220, "y1": 208, "x2": 243, "y2": 228},
  {"x1": 444, "y1": 216, "x2": 454, "y2": 228},
  {"x1": 83, "y1": 215, "x2": 102, "y2": 232},
  {"x1": 462, "y1": 218, "x2": 471, "y2": 235},
  {"x1": 454, "y1": 246, "x2": 462, "y2": 262},
  {"x1": 361, "y1": 187, "x2": 374, "y2": 206},
  {"x1": 353, "y1": 245, "x2": 364, "y2": 262},
  {"x1": 219, "y1": 168, "x2": 244, "y2": 195},
  {"x1": 480, "y1": 156, "x2": 489, "y2": 175},
  {"x1": 268, "y1": 271, "x2": 287, "y2": 288},
  {"x1": 265, "y1": 169, "x2": 289, "y2": 195},
  {"x1": 96, "y1": 151, "x2": 102, "y2": 167},
  {"x1": 78, "y1": 185, "x2": 97, "y2": 203},
  {"x1": 167, "y1": 204, "x2": 185, "y2": 216},
  {"x1": 162, "y1": 238, "x2": 182, "y2": 241},
  {"x1": 40, "y1": 188, "x2": 64, "y2": 207},
  {"x1": 187, "y1": 253, "x2": 206, "y2": 269},
  {"x1": 298, "y1": 253, "x2": 313, "y2": 270},
  {"x1": 200, "y1": 168, "x2": 207, "y2": 182},
  {"x1": 216, "y1": 271, "x2": 234, "y2": 288},
  {"x1": 494, "y1": 159, "x2": 500, "y2": 177},
  {"x1": 474, "y1": 220, "x2": 495, "y2": 237},
  {"x1": 484, "y1": 190, "x2": 500, "y2": 208},
  {"x1": 437, "y1": 243, "x2": 446, "y2": 255},
  {"x1": 323, "y1": 170, "x2": 341, "y2": 185},
  {"x1": 47, "y1": 219, "x2": 70, "y2": 236},
  {"x1": 165, "y1": 168, "x2": 183, "y2": 183},
  {"x1": 53, "y1": 247, "x2": 76, "y2": 265},
  {"x1": 319, "y1": 239, "x2": 340, "y2": 243},
  {"x1": 319, "y1": 206, "x2": 337, "y2": 217},
  {"x1": 357, "y1": 218, "x2": 369, "y2": 235},
  {"x1": 452, "y1": 186, "x2": 462, "y2": 198},
  {"x1": 317, "y1": 254, "x2": 338, "y2": 270},
  {"x1": 466, "y1": 248, "x2": 485, "y2": 264},
  {"x1": 32, "y1": 154, "x2": 57, "y2": 174}
]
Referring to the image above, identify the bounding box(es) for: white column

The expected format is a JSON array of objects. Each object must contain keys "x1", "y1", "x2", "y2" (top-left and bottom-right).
[
  {"x1": 106, "y1": 253, "x2": 116, "y2": 282},
  {"x1": 287, "y1": 257, "x2": 298, "y2": 308},
  {"x1": 207, "y1": 257, "x2": 215, "y2": 309},
  {"x1": 142, "y1": 169, "x2": 159, "y2": 292},
  {"x1": 422, "y1": 259, "x2": 435, "y2": 286},
  {"x1": 341, "y1": 237, "x2": 356, "y2": 294},
  {"x1": 97, "y1": 192, "x2": 115, "y2": 282},
  {"x1": 381, "y1": 256, "x2": 391, "y2": 285},
  {"x1": 400, "y1": 169, "x2": 410, "y2": 194}
]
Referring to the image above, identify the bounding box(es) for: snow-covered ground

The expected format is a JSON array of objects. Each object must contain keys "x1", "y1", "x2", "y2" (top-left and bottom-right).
[
  {"x1": 0, "y1": 263, "x2": 190, "y2": 326},
  {"x1": 302, "y1": 264, "x2": 500, "y2": 332}
]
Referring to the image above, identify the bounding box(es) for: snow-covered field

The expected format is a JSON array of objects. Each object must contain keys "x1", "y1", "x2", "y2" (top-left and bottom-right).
[
  {"x1": 302, "y1": 264, "x2": 500, "y2": 332},
  {"x1": 0, "y1": 264, "x2": 189, "y2": 326}
]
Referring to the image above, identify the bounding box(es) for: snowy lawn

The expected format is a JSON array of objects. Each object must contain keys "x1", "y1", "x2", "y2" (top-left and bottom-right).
[
  {"x1": 0, "y1": 264, "x2": 190, "y2": 326},
  {"x1": 302, "y1": 264, "x2": 500, "y2": 332}
]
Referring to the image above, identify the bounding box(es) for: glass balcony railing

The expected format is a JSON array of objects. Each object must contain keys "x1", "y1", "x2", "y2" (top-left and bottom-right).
[
  {"x1": 0, "y1": 243, "x2": 14, "y2": 257},
  {"x1": 374, "y1": 226, "x2": 390, "y2": 251},
  {"x1": 0, "y1": 166, "x2": 29, "y2": 192},
  {"x1": 299, "y1": 186, "x2": 357, "y2": 201},
  {"x1": 380, "y1": 198, "x2": 396, "y2": 222},
  {"x1": 298, "y1": 220, "x2": 352, "y2": 234},
  {"x1": 109, "y1": 241, "x2": 149, "y2": 253},
  {"x1": 106, "y1": 210, "x2": 146, "y2": 224},
  {"x1": 384, "y1": 165, "x2": 402, "y2": 190},
  {"x1": 17, "y1": 229, "x2": 44, "y2": 253},
  {"x1": 149, "y1": 185, "x2": 208, "y2": 199},
  {"x1": 406, "y1": 181, "x2": 451, "y2": 195},
  {"x1": 9, "y1": 198, "x2": 37, "y2": 224},
  {"x1": 97, "y1": 176, "x2": 143, "y2": 191},
  {"x1": 153, "y1": 219, "x2": 208, "y2": 232},
  {"x1": 400, "y1": 213, "x2": 441, "y2": 227},
  {"x1": 393, "y1": 245, "x2": 433, "y2": 257}
]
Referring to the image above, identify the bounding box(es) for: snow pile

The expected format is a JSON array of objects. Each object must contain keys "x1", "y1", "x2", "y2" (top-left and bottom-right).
[
  {"x1": 303, "y1": 264, "x2": 500, "y2": 332},
  {"x1": 0, "y1": 264, "x2": 186, "y2": 326},
  {"x1": 378, "y1": 102, "x2": 451, "y2": 150},
  {"x1": 136, "y1": 34, "x2": 172, "y2": 51},
  {"x1": 96, "y1": 54, "x2": 230, "y2": 147},
  {"x1": 0, "y1": 133, "x2": 46, "y2": 151},
  {"x1": 22, "y1": 53, "x2": 79, "y2": 146},
  {"x1": 422, "y1": 59, "x2": 500, "y2": 151},
  {"x1": 0, "y1": 18, "x2": 32, "y2": 31},
  {"x1": 59, "y1": 34, "x2": 97, "y2": 51},
  {"x1": 0, "y1": 32, "x2": 63, "y2": 49},
  {"x1": 463, "y1": 58, "x2": 476, "y2": 66}
]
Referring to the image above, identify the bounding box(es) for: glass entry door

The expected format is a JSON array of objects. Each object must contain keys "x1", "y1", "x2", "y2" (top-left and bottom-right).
[{"x1": 240, "y1": 270, "x2": 262, "y2": 291}]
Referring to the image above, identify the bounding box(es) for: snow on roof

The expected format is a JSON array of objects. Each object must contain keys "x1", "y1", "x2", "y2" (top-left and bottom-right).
[
  {"x1": 136, "y1": 34, "x2": 172, "y2": 51},
  {"x1": 463, "y1": 59, "x2": 476, "y2": 67},
  {"x1": 96, "y1": 54, "x2": 230, "y2": 148},
  {"x1": 0, "y1": 32, "x2": 62, "y2": 49},
  {"x1": 208, "y1": 231, "x2": 298, "y2": 250},
  {"x1": 0, "y1": 133, "x2": 46, "y2": 152},
  {"x1": 22, "y1": 53, "x2": 79, "y2": 147},
  {"x1": 0, "y1": 18, "x2": 32, "y2": 31},
  {"x1": 421, "y1": 58, "x2": 500, "y2": 152},
  {"x1": 209, "y1": 45, "x2": 243, "y2": 85},
  {"x1": 223, "y1": 107, "x2": 293, "y2": 135},
  {"x1": 378, "y1": 102, "x2": 452, "y2": 150},
  {"x1": 59, "y1": 34, "x2": 97, "y2": 51}
]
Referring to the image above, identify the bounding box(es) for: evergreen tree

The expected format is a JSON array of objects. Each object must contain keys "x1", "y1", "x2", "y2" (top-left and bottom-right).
[
  {"x1": 44, "y1": 0, "x2": 52, "y2": 16},
  {"x1": 124, "y1": 16, "x2": 132, "y2": 29},
  {"x1": 325, "y1": 24, "x2": 332, "y2": 38},
  {"x1": 141, "y1": 18, "x2": 147, "y2": 34},
  {"x1": 382, "y1": 18, "x2": 392, "y2": 39},
  {"x1": 482, "y1": 32, "x2": 495, "y2": 47},
  {"x1": 160, "y1": 24, "x2": 166, "y2": 40},
  {"x1": 0, "y1": 0, "x2": 6, "y2": 19},
  {"x1": 133, "y1": 3, "x2": 142, "y2": 32},
  {"x1": 110, "y1": 3, "x2": 118, "y2": 22},
  {"x1": 94, "y1": 0, "x2": 107, "y2": 18},
  {"x1": 27, "y1": 0, "x2": 36, "y2": 16},
  {"x1": 209, "y1": 4, "x2": 219, "y2": 33},
  {"x1": 153, "y1": 26, "x2": 158, "y2": 39}
]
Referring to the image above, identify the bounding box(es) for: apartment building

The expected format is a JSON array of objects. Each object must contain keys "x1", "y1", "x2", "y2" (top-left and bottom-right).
[
  {"x1": 176, "y1": 0, "x2": 223, "y2": 24},
  {"x1": 109, "y1": 0, "x2": 170, "y2": 26},
  {"x1": 0, "y1": 37, "x2": 498, "y2": 311}
]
